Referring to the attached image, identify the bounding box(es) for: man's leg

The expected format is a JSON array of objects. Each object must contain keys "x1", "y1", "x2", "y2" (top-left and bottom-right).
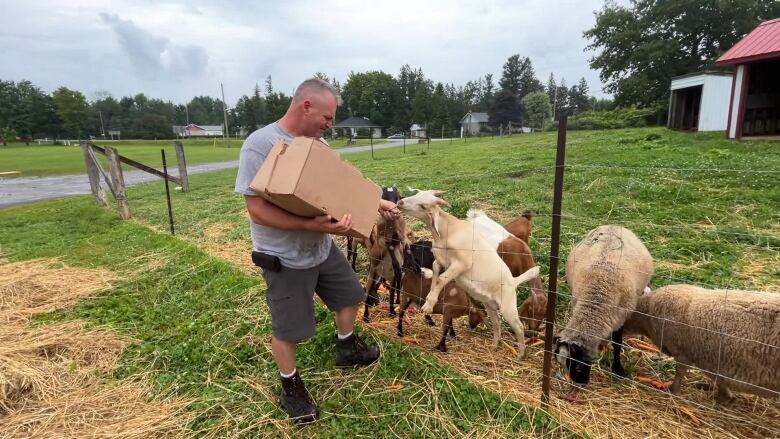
[
  {"x1": 335, "y1": 305, "x2": 358, "y2": 337},
  {"x1": 316, "y1": 243, "x2": 380, "y2": 367},
  {"x1": 271, "y1": 336, "x2": 297, "y2": 375},
  {"x1": 261, "y1": 265, "x2": 319, "y2": 424}
]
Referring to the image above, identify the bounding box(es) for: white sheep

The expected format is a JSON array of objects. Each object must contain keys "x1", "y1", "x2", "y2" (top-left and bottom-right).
[
  {"x1": 397, "y1": 190, "x2": 540, "y2": 357},
  {"x1": 554, "y1": 225, "x2": 654, "y2": 402},
  {"x1": 624, "y1": 284, "x2": 780, "y2": 403}
]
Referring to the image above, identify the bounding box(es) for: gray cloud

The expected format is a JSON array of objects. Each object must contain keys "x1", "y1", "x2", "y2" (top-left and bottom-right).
[
  {"x1": 1, "y1": 0, "x2": 630, "y2": 104},
  {"x1": 99, "y1": 13, "x2": 208, "y2": 79}
]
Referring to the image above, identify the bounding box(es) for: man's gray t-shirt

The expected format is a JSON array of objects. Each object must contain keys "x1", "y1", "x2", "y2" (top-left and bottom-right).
[{"x1": 234, "y1": 122, "x2": 332, "y2": 269}]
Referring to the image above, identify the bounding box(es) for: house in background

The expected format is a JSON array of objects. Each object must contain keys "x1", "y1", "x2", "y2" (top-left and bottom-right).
[
  {"x1": 460, "y1": 112, "x2": 489, "y2": 135},
  {"x1": 409, "y1": 123, "x2": 426, "y2": 138},
  {"x1": 172, "y1": 124, "x2": 224, "y2": 137},
  {"x1": 715, "y1": 18, "x2": 780, "y2": 139},
  {"x1": 332, "y1": 116, "x2": 383, "y2": 138},
  {"x1": 667, "y1": 71, "x2": 733, "y2": 132}
]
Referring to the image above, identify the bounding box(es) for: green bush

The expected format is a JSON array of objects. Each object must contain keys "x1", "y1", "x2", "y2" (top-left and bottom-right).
[{"x1": 552, "y1": 106, "x2": 661, "y2": 130}]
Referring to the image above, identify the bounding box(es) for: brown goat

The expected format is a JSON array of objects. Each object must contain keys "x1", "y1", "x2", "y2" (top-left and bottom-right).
[
  {"x1": 468, "y1": 209, "x2": 547, "y2": 332},
  {"x1": 497, "y1": 236, "x2": 547, "y2": 332},
  {"x1": 363, "y1": 216, "x2": 410, "y2": 321},
  {"x1": 396, "y1": 241, "x2": 485, "y2": 352},
  {"x1": 503, "y1": 211, "x2": 533, "y2": 243}
]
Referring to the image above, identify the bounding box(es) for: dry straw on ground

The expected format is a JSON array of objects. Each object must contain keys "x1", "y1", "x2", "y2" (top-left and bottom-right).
[
  {"x1": 0, "y1": 259, "x2": 191, "y2": 438},
  {"x1": 201, "y1": 223, "x2": 256, "y2": 273}
]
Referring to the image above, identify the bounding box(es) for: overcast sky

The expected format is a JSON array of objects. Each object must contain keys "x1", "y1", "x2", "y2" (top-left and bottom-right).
[{"x1": 2, "y1": 0, "x2": 624, "y2": 105}]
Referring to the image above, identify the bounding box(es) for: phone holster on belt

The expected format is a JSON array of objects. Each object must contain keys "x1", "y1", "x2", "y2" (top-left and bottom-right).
[{"x1": 251, "y1": 251, "x2": 283, "y2": 272}]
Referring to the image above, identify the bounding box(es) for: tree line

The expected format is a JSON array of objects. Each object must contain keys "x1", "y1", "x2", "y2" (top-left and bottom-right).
[{"x1": 0, "y1": 57, "x2": 596, "y2": 142}]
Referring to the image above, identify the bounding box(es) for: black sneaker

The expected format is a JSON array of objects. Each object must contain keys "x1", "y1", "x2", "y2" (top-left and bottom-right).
[
  {"x1": 279, "y1": 371, "x2": 318, "y2": 424},
  {"x1": 335, "y1": 333, "x2": 380, "y2": 367}
]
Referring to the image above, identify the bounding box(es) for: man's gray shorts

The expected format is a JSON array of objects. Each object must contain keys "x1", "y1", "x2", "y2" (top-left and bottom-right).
[{"x1": 261, "y1": 244, "x2": 366, "y2": 343}]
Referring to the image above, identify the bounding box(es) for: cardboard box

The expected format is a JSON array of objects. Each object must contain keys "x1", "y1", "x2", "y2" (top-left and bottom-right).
[{"x1": 250, "y1": 137, "x2": 381, "y2": 239}]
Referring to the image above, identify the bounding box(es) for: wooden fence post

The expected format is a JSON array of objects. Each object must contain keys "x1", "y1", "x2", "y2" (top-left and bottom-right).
[
  {"x1": 80, "y1": 142, "x2": 107, "y2": 207},
  {"x1": 105, "y1": 146, "x2": 131, "y2": 219},
  {"x1": 174, "y1": 141, "x2": 189, "y2": 192}
]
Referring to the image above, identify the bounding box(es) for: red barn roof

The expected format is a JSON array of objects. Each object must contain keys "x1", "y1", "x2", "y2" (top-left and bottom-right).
[{"x1": 716, "y1": 18, "x2": 780, "y2": 65}]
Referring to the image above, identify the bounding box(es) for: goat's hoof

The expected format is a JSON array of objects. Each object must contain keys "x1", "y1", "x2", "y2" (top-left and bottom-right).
[
  {"x1": 362, "y1": 316, "x2": 370, "y2": 323},
  {"x1": 424, "y1": 316, "x2": 435, "y2": 326},
  {"x1": 397, "y1": 331, "x2": 403, "y2": 338},
  {"x1": 388, "y1": 310, "x2": 396, "y2": 317},
  {"x1": 612, "y1": 365, "x2": 626, "y2": 378},
  {"x1": 434, "y1": 344, "x2": 447, "y2": 353}
]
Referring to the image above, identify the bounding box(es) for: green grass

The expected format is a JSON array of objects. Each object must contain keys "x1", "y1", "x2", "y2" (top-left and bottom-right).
[
  {"x1": 328, "y1": 138, "x2": 388, "y2": 149},
  {"x1": 0, "y1": 139, "x2": 240, "y2": 177},
  {"x1": 0, "y1": 197, "x2": 562, "y2": 438},
  {"x1": 0, "y1": 137, "x2": 387, "y2": 177},
  {"x1": 124, "y1": 127, "x2": 780, "y2": 309}
]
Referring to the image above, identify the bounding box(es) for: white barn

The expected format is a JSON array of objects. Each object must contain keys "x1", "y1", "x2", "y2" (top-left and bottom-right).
[{"x1": 667, "y1": 72, "x2": 733, "y2": 132}]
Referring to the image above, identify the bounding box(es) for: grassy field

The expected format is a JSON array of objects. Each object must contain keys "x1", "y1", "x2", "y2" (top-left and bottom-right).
[
  {"x1": 126, "y1": 127, "x2": 780, "y2": 297},
  {"x1": 1, "y1": 127, "x2": 778, "y2": 438},
  {"x1": 0, "y1": 137, "x2": 387, "y2": 177}
]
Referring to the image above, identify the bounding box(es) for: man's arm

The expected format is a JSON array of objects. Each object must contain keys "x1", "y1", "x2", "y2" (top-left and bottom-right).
[{"x1": 245, "y1": 195, "x2": 353, "y2": 234}]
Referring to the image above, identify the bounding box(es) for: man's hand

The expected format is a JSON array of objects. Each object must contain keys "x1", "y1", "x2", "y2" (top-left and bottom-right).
[
  {"x1": 379, "y1": 199, "x2": 401, "y2": 221},
  {"x1": 310, "y1": 214, "x2": 353, "y2": 235}
]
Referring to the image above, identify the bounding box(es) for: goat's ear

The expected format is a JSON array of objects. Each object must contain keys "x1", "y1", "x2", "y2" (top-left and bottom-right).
[
  {"x1": 435, "y1": 197, "x2": 450, "y2": 208},
  {"x1": 432, "y1": 190, "x2": 445, "y2": 197},
  {"x1": 428, "y1": 208, "x2": 441, "y2": 238}
]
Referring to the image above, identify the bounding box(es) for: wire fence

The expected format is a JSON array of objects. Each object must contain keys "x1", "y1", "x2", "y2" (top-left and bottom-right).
[{"x1": 340, "y1": 116, "x2": 780, "y2": 438}]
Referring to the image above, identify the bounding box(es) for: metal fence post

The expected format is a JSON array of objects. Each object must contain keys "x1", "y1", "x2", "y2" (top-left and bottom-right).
[{"x1": 541, "y1": 115, "x2": 568, "y2": 404}]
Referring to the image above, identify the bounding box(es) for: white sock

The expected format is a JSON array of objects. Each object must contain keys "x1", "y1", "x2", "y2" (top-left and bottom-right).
[
  {"x1": 280, "y1": 368, "x2": 297, "y2": 379},
  {"x1": 337, "y1": 331, "x2": 353, "y2": 340}
]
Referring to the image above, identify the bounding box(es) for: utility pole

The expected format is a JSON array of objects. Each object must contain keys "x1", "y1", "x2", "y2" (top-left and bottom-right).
[
  {"x1": 98, "y1": 111, "x2": 105, "y2": 138},
  {"x1": 221, "y1": 83, "x2": 230, "y2": 147}
]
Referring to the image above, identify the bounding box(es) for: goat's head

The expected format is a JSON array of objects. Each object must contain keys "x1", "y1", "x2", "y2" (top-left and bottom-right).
[
  {"x1": 397, "y1": 190, "x2": 448, "y2": 231},
  {"x1": 381, "y1": 186, "x2": 402, "y2": 204},
  {"x1": 519, "y1": 292, "x2": 547, "y2": 332}
]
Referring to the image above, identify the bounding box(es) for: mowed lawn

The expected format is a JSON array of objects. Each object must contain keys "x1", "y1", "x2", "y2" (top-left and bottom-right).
[
  {"x1": 127, "y1": 127, "x2": 780, "y2": 297},
  {"x1": 0, "y1": 137, "x2": 387, "y2": 177},
  {"x1": 1, "y1": 127, "x2": 778, "y2": 438}
]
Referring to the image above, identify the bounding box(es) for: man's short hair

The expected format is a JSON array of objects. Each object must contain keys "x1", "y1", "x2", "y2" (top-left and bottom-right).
[{"x1": 293, "y1": 78, "x2": 342, "y2": 106}]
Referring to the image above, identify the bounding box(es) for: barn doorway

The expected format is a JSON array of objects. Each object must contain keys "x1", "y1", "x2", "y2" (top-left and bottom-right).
[{"x1": 669, "y1": 85, "x2": 703, "y2": 131}]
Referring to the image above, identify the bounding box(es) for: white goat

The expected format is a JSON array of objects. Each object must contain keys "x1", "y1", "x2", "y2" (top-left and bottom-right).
[{"x1": 397, "y1": 190, "x2": 539, "y2": 357}]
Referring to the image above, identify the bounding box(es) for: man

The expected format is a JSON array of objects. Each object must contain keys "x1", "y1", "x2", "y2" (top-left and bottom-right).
[{"x1": 234, "y1": 78, "x2": 399, "y2": 423}]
